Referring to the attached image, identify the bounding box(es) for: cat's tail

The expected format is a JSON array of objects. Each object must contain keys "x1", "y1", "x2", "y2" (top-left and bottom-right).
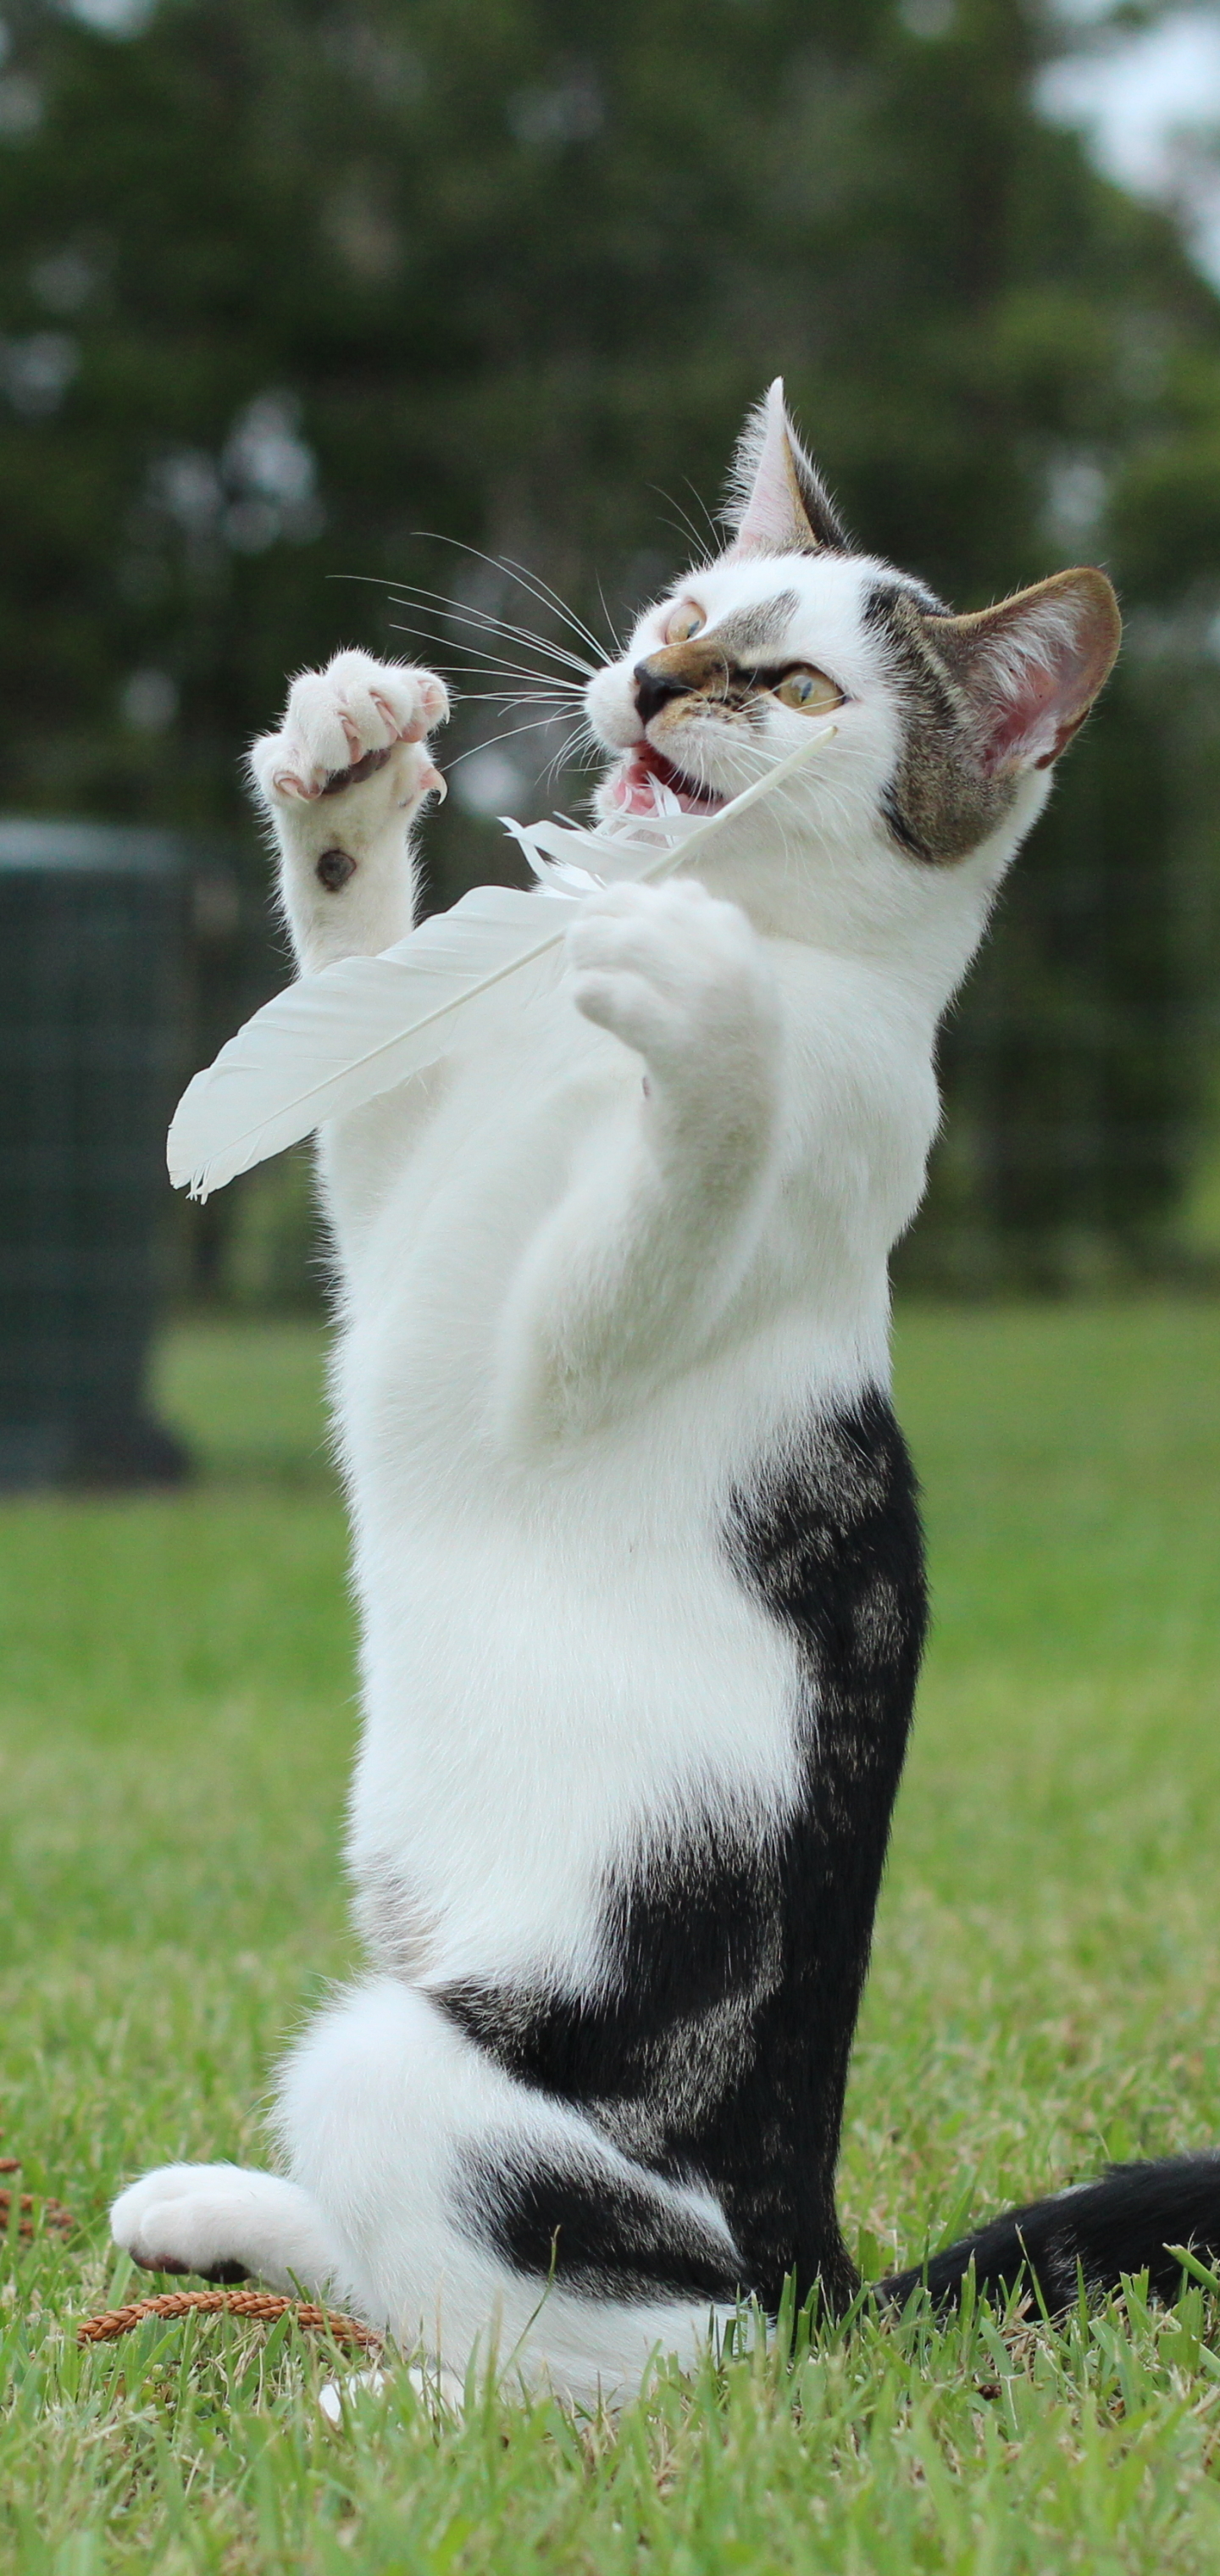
[{"x1": 879, "y1": 2154, "x2": 1220, "y2": 2314}]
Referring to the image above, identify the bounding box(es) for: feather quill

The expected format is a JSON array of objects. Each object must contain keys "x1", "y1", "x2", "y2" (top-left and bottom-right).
[{"x1": 168, "y1": 724, "x2": 836, "y2": 1199}]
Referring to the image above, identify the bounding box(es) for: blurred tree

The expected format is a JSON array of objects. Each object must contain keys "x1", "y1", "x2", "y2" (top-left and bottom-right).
[{"x1": 0, "y1": 0, "x2": 1217, "y2": 1283}]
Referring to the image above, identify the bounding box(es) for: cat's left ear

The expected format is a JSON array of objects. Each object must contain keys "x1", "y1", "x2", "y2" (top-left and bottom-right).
[
  {"x1": 940, "y1": 567, "x2": 1122, "y2": 774},
  {"x1": 724, "y1": 378, "x2": 849, "y2": 557}
]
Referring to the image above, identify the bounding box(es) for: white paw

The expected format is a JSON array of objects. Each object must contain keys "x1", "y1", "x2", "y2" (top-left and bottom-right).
[
  {"x1": 249, "y1": 650, "x2": 449, "y2": 808},
  {"x1": 111, "y1": 2162, "x2": 270, "y2": 2279},
  {"x1": 319, "y1": 2367, "x2": 386, "y2": 2427},
  {"x1": 317, "y1": 2363, "x2": 464, "y2": 2429},
  {"x1": 564, "y1": 879, "x2": 779, "y2": 1079}
]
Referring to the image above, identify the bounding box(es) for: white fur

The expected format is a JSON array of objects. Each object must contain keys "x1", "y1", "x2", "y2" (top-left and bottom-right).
[{"x1": 113, "y1": 531, "x2": 1070, "y2": 2406}]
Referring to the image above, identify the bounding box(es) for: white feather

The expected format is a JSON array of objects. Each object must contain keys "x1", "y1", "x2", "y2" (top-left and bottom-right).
[{"x1": 167, "y1": 726, "x2": 836, "y2": 1199}]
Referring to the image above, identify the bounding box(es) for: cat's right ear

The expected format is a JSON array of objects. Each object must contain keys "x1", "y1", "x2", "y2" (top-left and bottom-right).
[{"x1": 723, "y1": 379, "x2": 849, "y2": 558}]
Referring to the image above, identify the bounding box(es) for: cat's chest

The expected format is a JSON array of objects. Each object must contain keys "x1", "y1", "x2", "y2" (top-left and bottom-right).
[{"x1": 336, "y1": 1010, "x2": 631, "y2": 1416}]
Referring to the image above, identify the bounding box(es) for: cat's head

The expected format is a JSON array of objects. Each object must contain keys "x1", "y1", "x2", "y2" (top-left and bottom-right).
[{"x1": 585, "y1": 380, "x2": 1119, "y2": 927}]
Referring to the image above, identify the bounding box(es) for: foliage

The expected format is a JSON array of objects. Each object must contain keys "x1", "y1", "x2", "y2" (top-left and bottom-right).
[
  {"x1": 3, "y1": 1303, "x2": 1220, "y2": 2564},
  {"x1": 1, "y1": 0, "x2": 1219, "y2": 1276}
]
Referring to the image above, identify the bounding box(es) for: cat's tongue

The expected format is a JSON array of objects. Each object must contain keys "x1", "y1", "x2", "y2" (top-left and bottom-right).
[{"x1": 610, "y1": 744, "x2": 722, "y2": 816}]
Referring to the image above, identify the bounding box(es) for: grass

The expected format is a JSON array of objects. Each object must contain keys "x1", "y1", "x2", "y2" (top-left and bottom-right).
[{"x1": 3, "y1": 1300, "x2": 1220, "y2": 2571}]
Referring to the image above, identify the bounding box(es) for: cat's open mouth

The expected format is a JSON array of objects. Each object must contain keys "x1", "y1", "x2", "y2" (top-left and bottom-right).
[{"x1": 607, "y1": 742, "x2": 726, "y2": 819}]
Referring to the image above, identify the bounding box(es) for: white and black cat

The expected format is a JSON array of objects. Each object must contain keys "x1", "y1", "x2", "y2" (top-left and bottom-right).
[{"x1": 112, "y1": 382, "x2": 1220, "y2": 2401}]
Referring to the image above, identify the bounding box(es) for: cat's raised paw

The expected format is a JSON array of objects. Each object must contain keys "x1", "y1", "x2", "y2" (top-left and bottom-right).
[
  {"x1": 249, "y1": 651, "x2": 449, "y2": 809},
  {"x1": 565, "y1": 880, "x2": 779, "y2": 1085}
]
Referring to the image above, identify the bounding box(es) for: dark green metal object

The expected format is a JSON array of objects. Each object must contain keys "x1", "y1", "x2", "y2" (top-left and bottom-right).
[{"x1": 0, "y1": 820, "x2": 191, "y2": 1488}]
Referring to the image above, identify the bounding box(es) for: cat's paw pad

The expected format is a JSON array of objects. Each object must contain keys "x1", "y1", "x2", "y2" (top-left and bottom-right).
[
  {"x1": 250, "y1": 652, "x2": 449, "y2": 808},
  {"x1": 565, "y1": 880, "x2": 778, "y2": 1073},
  {"x1": 110, "y1": 2163, "x2": 260, "y2": 2279}
]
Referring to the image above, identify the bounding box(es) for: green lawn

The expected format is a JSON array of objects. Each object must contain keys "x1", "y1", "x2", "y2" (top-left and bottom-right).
[{"x1": 3, "y1": 1303, "x2": 1220, "y2": 2573}]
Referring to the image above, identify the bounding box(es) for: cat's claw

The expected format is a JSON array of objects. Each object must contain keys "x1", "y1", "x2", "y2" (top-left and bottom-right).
[{"x1": 250, "y1": 650, "x2": 449, "y2": 811}]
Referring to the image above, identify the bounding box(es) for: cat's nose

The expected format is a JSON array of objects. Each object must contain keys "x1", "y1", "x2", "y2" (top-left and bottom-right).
[{"x1": 633, "y1": 660, "x2": 694, "y2": 728}]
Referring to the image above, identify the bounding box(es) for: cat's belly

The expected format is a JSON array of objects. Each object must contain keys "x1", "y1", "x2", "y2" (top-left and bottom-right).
[{"x1": 344, "y1": 1437, "x2": 808, "y2": 1996}]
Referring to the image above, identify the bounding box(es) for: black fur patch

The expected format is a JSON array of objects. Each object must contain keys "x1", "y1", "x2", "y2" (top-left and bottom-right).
[
  {"x1": 441, "y1": 1391, "x2": 926, "y2": 2318},
  {"x1": 458, "y1": 2147, "x2": 742, "y2": 2307}
]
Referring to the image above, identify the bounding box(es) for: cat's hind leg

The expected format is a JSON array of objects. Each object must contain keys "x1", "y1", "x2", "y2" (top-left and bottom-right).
[
  {"x1": 277, "y1": 1976, "x2": 743, "y2": 2405},
  {"x1": 112, "y1": 1978, "x2": 746, "y2": 2404},
  {"x1": 110, "y1": 2162, "x2": 341, "y2": 2293}
]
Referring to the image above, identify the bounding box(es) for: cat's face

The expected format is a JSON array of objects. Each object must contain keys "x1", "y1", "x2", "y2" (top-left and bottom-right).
[
  {"x1": 585, "y1": 548, "x2": 923, "y2": 842},
  {"x1": 585, "y1": 382, "x2": 1120, "y2": 876}
]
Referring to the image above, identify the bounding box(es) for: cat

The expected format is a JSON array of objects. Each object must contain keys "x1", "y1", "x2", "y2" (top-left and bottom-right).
[{"x1": 111, "y1": 380, "x2": 1220, "y2": 2404}]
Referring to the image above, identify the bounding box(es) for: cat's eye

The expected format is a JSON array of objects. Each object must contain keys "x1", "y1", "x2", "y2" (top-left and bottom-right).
[
  {"x1": 773, "y1": 666, "x2": 844, "y2": 714},
  {"x1": 664, "y1": 601, "x2": 705, "y2": 645}
]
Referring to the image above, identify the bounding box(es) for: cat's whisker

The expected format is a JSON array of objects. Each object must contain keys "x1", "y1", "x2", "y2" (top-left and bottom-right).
[
  {"x1": 388, "y1": 600, "x2": 594, "y2": 685},
  {"x1": 392, "y1": 606, "x2": 597, "y2": 690},
  {"x1": 485, "y1": 547, "x2": 617, "y2": 661},
  {"x1": 657, "y1": 510, "x2": 708, "y2": 561},
  {"x1": 330, "y1": 563, "x2": 603, "y2": 684},
  {"x1": 650, "y1": 486, "x2": 717, "y2": 569},
  {"x1": 682, "y1": 475, "x2": 726, "y2": 558},
  {"x1": 383, "y1": 646, "x2": 585, "y2": 702},
  {"x1": 451, "y1": 691, "x2": 585, "y2": 709},
  {"x1": 396, "y1": 659, "x2": 585, "y2": 699},
  {"x1": 541, "y1": 719, "x2": 602, "y2": 792},
  {"x1": 385, "y1": 655, "x2": 585, "y2": 709},
  {"x1": 424, "y1": 542, "x2": 610, "y2": 663},
  {"x1": 444, "y1": 713, "x2": 583, "y2": 769},
  {"x1": 594, "y1": 572, "x2": 624, "y2": 658},
  {"x1": 387, "y1": 605, "x2": 594, "y2": 688},
  {"x1": 405, "y1": 536, "x2": 610, "y2": 667},
  {"x1": 388, "y1": 580, "x2": 599, "y2": 676}
]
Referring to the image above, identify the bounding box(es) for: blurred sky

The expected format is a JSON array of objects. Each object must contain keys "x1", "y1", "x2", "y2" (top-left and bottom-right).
[{"x1": 1042, "y1": 4, "x2": 1220, "y2": 283}]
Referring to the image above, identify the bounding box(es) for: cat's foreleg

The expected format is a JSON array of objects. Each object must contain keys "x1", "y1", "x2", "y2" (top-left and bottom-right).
[
  {"x1": 248, "y1": 648, "x2": 448, "y2": 974},
  {"x1": 496, "y1": 877, "x2": 785, "y2": 1436},
  {"x1": 247, "y1": 649, "x2": 449, "y2": 1260}
]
